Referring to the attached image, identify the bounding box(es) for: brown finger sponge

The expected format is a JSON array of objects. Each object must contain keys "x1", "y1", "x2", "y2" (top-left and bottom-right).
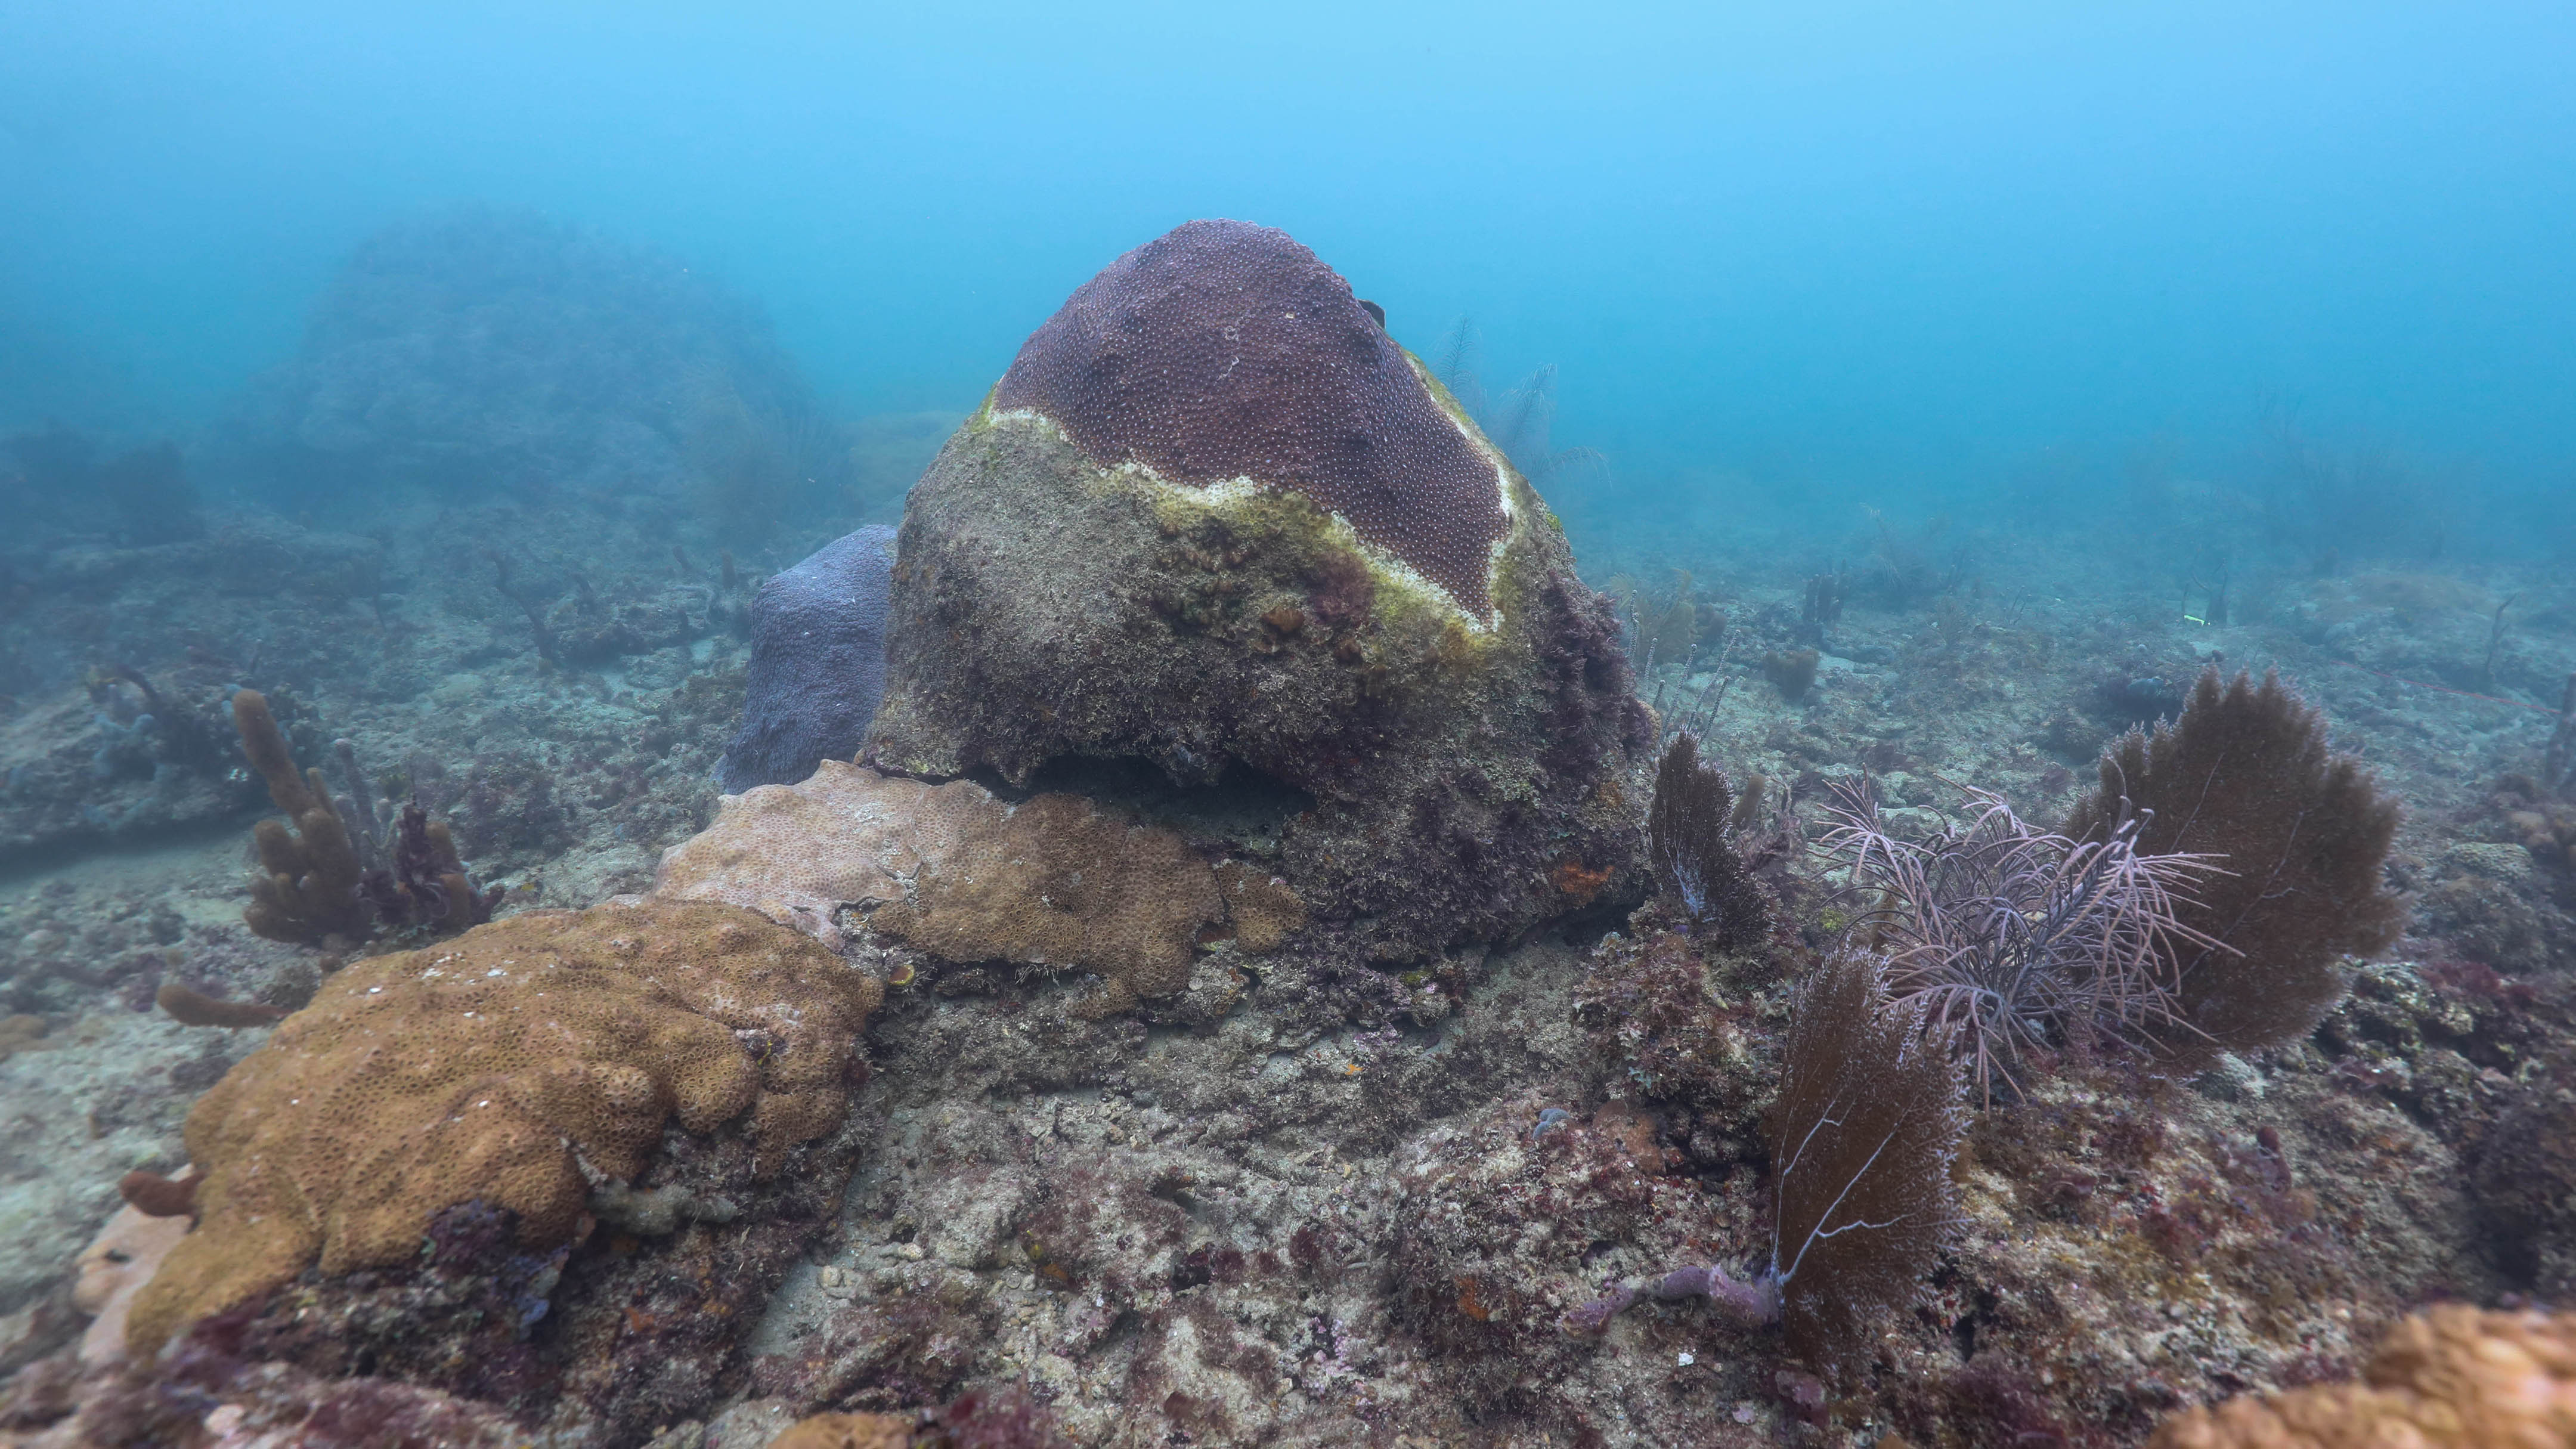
[
  {"x1": 993, "y1": 218, "x2": 1513, "y2": 618},
  {"x1": 124, "y1": 899, "x2": 882, "y2": 1357},
  {"x1": 2146, "y1": 1304, "x2": 2576, "y2": 1448}
]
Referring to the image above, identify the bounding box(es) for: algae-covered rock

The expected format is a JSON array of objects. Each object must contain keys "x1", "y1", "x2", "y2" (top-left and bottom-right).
[{"x1": 866, "y1": 219, "x2": 1652, "y2": 962}]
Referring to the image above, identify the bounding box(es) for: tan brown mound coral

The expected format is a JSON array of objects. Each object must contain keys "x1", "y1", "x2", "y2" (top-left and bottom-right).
[
  {"x1": 2147, "y1": 1304, "x2": 2575, "y2": 1448},
  {"x1": 872, "y1": 791, "x2": 1222, "y2": 1013},
  {"x1": 1213, "y1": 859, "x2": 1306, "y2": 953},
  {"x1": 654, "y1": 760, "x2": 1298, "y2": 1011},
  {"x1": 124, "y1": 900, "x2": 881, "y2": 1356},
  {"x1": 654, "y1": 760, "x2": 964, "y2": 948},
  {"x1": 771, "y1": 1411, "x2": 918, "y2": 1449}
]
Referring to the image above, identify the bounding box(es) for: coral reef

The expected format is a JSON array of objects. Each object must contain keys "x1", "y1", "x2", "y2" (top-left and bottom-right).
[
  {"x1": 0, "y1": 427, "x2": 202, "y2": 551},
  {"x1": 718, "y1": 525, "x2": 897, "y2": 792},
  {"x1": 1646, "y1": 732, "x2": 1773, "y2": 948},
  {"x1": 234, "y1": 691, "x2": 500, "y2": 946},
  {"x1": 773, "y1": 1410, "x2": 917, "y2": 1448},
  {"x1": 1764, "y1": 646, "x2": 1820, "y2": 701},
  {"x1": 865, "y1": 789, "x2": 1224, "y2": 1016},
  {"x1": 992, "y1": 219, "x2": 1510, "y2": 617},
  {"x1": 867, "y1": 220, "x2": 1653, "y2": 962},
  {"x1": 653, "y1": 759, "x2": 970, "y2": 948},
  {"x1": 1761, "y1": 949, "x2": 1958, "y2": 1361},
  {"x1": 2145, "y1": 1304, "x2": 2574, "y2": 1448},
  {"x1": 1568, "y1": 949, "x2": 1967, "y2": 1372},
  {"x1": 2066, "y1": 667, "x2": 2405, "y2": 1063},
  {"x1": 212, "y1": 205, "x2": 846, "y2": 517},
  {"x1": 69, "y1": 1203, "x2": 188, "y2": 1367},
  {"x1": 125, "y1": 899, "x2": 881, "y2": 1357}
]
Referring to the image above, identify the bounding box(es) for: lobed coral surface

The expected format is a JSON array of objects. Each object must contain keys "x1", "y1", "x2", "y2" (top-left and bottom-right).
[{"x1": 125, "y1": 899, "x2": 881, "y2": 1357}]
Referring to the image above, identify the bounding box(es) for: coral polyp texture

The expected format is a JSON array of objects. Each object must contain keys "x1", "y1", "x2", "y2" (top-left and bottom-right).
[
  {"x1": 2145, "y1": 1304, "x2": 2576, "y2": 1448},
  {"x1": 868, "y1": 219, "x2": 1652, "y2": 960},
  {"x1": 124, "y1": 899, "x2": 881, "y2": 1355},
  {"x1": 992, "y1": 218, "x2": 1510, "y2": 618}
]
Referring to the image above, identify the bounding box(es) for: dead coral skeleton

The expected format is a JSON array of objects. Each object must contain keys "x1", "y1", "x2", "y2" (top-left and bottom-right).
[{"x1": 1822, "y1": 776, "x2": 2222, "y2": 1106}]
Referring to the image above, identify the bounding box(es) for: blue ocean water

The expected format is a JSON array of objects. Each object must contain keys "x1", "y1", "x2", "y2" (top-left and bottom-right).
[{"x1": 5, "y1": 1, "x2": 2571, "y2": 555}]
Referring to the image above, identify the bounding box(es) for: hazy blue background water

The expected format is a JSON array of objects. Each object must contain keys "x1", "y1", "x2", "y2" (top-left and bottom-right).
[{"x1": 6, "y1": 1, "x2": 2572, "y2": 552}]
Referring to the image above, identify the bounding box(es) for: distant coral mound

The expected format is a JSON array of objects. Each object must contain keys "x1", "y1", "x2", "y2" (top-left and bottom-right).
[
  {"x1": 0, "y1": 426, "x2": 202, "y2": 550},
  {"x1": 994, "y1": 218, "x2": 1510, "y2": 617},
  {"x1": 125, "y1": 900, "x2": 880, "y2": 1355},
  {"x1": 717, "y1": 525, "x2": 897, "y2": 792},
  {"x1": 215, "y1": 205, "x2": 841, "y2": 509}
]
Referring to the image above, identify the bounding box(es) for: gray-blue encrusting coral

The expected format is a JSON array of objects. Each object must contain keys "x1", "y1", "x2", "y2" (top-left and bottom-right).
[{"x1": 716, "y1": 525, "x2": 897, "y2": 792}]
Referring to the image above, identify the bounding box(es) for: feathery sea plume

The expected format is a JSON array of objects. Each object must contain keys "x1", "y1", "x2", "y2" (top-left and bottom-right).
[
  {"x1": 1823, "y1": 778, "x2": 2222, "y2": 1104},
  {"x1": 1565, "y1": 950, "x2": 1965, "y2": 1372}
]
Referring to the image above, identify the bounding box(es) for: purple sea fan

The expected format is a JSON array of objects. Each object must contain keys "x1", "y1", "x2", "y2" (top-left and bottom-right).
[
  {"x1": 1562, "y1": 950, "x2": 1967, "y2": 1372},
  {"x1": 1767, "y1": 948, "x2": 1968, "y2": 1367},
  {"x1": 1822, "y1": 778, "x2": 2224, "y2": 1105}
]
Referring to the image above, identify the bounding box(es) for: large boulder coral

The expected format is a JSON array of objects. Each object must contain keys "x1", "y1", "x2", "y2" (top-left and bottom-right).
[
  {"x1": 866, "y1": 219, "x2": 1652, "y2": 962},
  {"x1": 125, "y1": 899, "x2": 882, "y2": 1357}
]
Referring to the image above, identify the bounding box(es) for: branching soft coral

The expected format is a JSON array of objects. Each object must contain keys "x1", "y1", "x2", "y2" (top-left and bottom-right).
[
  {"x1": 234, "y1": 689, "x2": 371, "y2": 946},
  {"x1": 1646, "y1": 732, "x2": 1774, "y2": 948},
  {"x1": 1824, "y1": 778, "x2": 2219, "y2": 1104}
]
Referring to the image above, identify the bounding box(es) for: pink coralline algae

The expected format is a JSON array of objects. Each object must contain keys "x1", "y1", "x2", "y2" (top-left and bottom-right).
[{"x1": 992, "y1": 218, "x2": 1512, "y2": 616}]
